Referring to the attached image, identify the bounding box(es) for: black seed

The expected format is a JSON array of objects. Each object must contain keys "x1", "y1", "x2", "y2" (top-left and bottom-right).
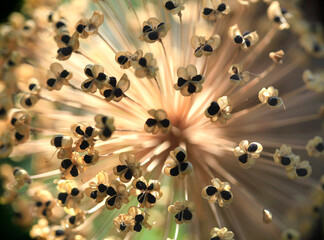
[
  {"x1": 165, "y1": 1, "x2": 176, "y2": 10},
  {"x1": 102, "y1": 127, "x2": 112, "y2": 138},
  {"x1": 69, "y1": 216, "x2": 76, "y2": 224},
  {"x1": 7, "y1": 60, "x2": 15, "y2": 66},
  {"x1": 98, "y1": 184, "x2": 107, "y2": 193},
  {"x1": 90, "y1": 190, "x2": 97, "y2": 199},
  {"x1": 58, "y1": 192, "x2": 68, "y2": 204},
  {"x1": 101, "y1": 116, "x2": 107, "y2": 123},
  {"x1": 234, "y1": 35, "x2": 243, "y2": 44},
  {"x1": 170, "y1": 166, "x2": 179, "y2": 176},
  {"x1": 296, "y1": 168, "x2": 308, "y2": 177},
  {"x1": 148, "y1": 31, "x2": 159, "y2": 40},
  {"x1": 75, "y1": 126, "x2": 84, "y2": 135},
  {"x1": 61, "y1": 159, "x2": 72, "y2": 169},
  {"x1": 187, "y1": 83, "x2": 196, "y2": 93},
  {"x1": 120, "y1": 222, "x2": 126, "y2": 231},
  {"x1": 109, "y1": 77, "x2": 117, "y2": 87},
  {"x1": 281, "y1": 8, "x2": 287, "y2": 14},
  {"x1": 180, "y1": 162, "x2": 188, "y2": 172},
  {"x1": 207, "y1": 102, "x2": 220, "y2": 116},
  {"x1": 203, "y1": 44, "x2": 213, "y2": 52},
  {"x1": 157, "y1": 22, "x2": 165, "y2": 28},
  {"x1": 55, "y1": 230, "x2": 64, "y2": 236},
  {"x1": 80, "y1": 140, "x2": 89, "y2": 150},
  {"x1": 139, "y1": 58, "x2": 147, "y2": 67},
  {"x1": 85, "y1": 68, "x2": 93, "y2": 77},
  {"x1": 243, "y1": 31, "x2": 251, "y2": 37},
  {"x1": 97, "y1": 73, "x2": 106, "y2": 81},
  {"x1": 116, "y1": 165, "x2": 127, "y2": 173},
  {"x1": 54, "y1": 136, "x2": 62, "y2": 147},
  {"x1": 203, "y1": 8, "x2": 213, "y2": 15},
  {"x1": 206, "y1": 186, "x2": 217, "y2": 196},
  {"x1": 47, "y1": 78, "x2": 56, "y2": 87},
  {"x1": 83, "y1": 80, "x2": 93, "y2": 89},
  {"x1": 221, "y1": 191, "x2": 232, "y2": 200},
  {"x1": 117, "y1": 55, "x2": 128, "y2": 65},
  {"x1": 71, "y1": 188, "x2": 79, "y2": 196},
  {"x1": 245, "y1": 39, "x2": 251, "y2": 47},
  {"x1": 83, "y1": 155, "x2": 92, "y2": 164},
  {"x1": 61, "y1": 35, "x2": 70, "y2": 45},
  {"x1": 274, "y1": 16, "x2": 281, "y2": 23},
  {"x1": 85, "y1": 127, "x2": 93, "y2": 137},
  {"x1": 76, "y1": 24, "x2": 86, "y2": 33},
  {"x1": 287, "y1": 233, "x2": 293, "y2": 239},
  {"x1": 280, "y1": 156, "x2": 291, "y2": 166},
  {"x1": 176, "y1": 151, "x2": 186, "y2": 162},
  {"x1": 145, "y1": 118, "x2": 157, "y2": 127},
  {"x1": 60, "y1": 46, "x2": 73, "y2": 56},
  {"x1": 45, "y1": 201, "x2": 51, "y2": 207},
  {"x1": 0, "y1": 108, "x2": 6, "y2": 116},
  {"x1": 60, "y1": 70, "x2": 69, "y2": 78},
  {"x1": 114, "y1": 88, "x2": 123, "y2": 97},
  {"x1": 177, "y1": 77, "x2": 187, "y2": 87},
  {"x1": 147, "y1": 193, "x2": 156, "y2": 204},
  {"x1": 106, "y1": 186, "x2": 117, "y2": 196},
  {"x1": 192, "y1": 75, "x2": 202, "y2": 82},
  {"x1": 136, "y1": 181, "x2": 147, "y2": 190},
  {"x1": 56, "y1": 21, "x2": 65, "y2": 29},
  {"x1": 230, "y1": 74, "x2": 240, "y2": 81},
  {"x1": 160, "y1": 119, "x2": 170, "y2": 128},
  {"x1": 147, "y1": 183, "x2": 154, "y2": 190},
  {"x1": 15, "y1": 132, "x2": 24, "y2": 141},
  {"x1": 175, "y1": 211, "x2": 183, "y2": 221},
  {"x1": 42, "y1": 209, "x2": 47, "y2": 216},
  {"x1": 48, "y1": 13, "x2": 53, "y2": 22},
  {"x1": 268, "y1": 97, "x2": 278, "y2": 106},
  {"x1": 183, "y1": 209, "x2": 192, "y2": 220},
  {"x1": 313, "y1": 43, "x2": 321, "y2": 52},
  {"x1": 70, "y1": 165, "x2": 79, "y2": 177},
  {"x1": 217, "y1": 3, "x2": 226, "y2": 12},
  {"x1": 135, "y1": 214, "x2": 144, "y2": 222},
  {"x1": 36, "y1": 201, "x2": 42, "y2": 207},
  {"x1": 195, "y1": 46, "x2": 201, "y2": 53},
  {"x1": 142, "y1": 25, "x2": 152, "y2": 33},
  {"x1": 137, "y1": 192, "x2": 145, "y2": 203},
  {"x1": 239, "y1": 154, "x2": 248, "y2": 164},
  {"x1": 124, "y1": 169, "x2": 133, "y2": 180},
  {"x1": 315, "y1": 143, "x2": 324, "y2": 152},
  {"x1": 29, "y1": 83, "x2": 36, "y2": 91},
  {"x1": 25, "y1": 98, "x2": 32, "y2": 106},
  {"x1": 248, "y1": 143, "x2": 258, "y2": 152},
  {"x1": 134, "y1": 222, "x2": 142, "y2": 232}
]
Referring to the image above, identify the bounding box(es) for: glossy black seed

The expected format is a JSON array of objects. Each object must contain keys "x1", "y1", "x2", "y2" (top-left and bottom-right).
[
  {"x1": 105, "y1": 196, "x2": 116, "y2": 206},
  {"x1": 60, "y1": 46, "x2": 72, "y2": 56},
  {"x1": 61, "y1": 159, "x2": 72, "y2": 169},
  {"x1": 315, "y1": 143, "x2": 324, "y2": 152},
  {"x1": 97, "y1": 73, "x2": 106, "y2": 81},
  {"x1": 230, "y1": 74, "x2": 240, "y2": 80},
  {"x1": 15, "y1": 132, "x2": 24, "y2": 141},
  {"x1": 36, "y1": 201, "x2": 42, "y2": 207},
  {"x1": 248, "y1": 143, "x2": 258, "y2": 152},
  {"x1": 170, "y1": 166, "x2": 180, "y2": 176},
  {"x1": 47, "y1": 78, "x2": 56, "y2": 87},
  {"x1": 135, "y1": 214, "x2": 144, "y2": 222},
  {"x1": 75, "y1": 126, "x2": 84, "y2": 135},
  {"x1": 203, "y1": 8, "x2": 213, "y2": 15},
  {"x1": 120, "y1": 222, "x2": 126, "y2": 231},
  {"x1": 137, "y1": 192, "x2": 145, "y2": 203},
  {"x1": 70, "y1": 165, "x2": 79, "y2": 177},
  {"x1": 287, "y1": 233, "x2": 293, "y2": 239},
  {"x1": 176, "y1": 151, "x2": 186, "y2": 162},
  {"x1": 239, "y1": 154, "x2": 248, "y2": 164},
  {"x1": 109, "y1": 77, "x2": 117, "y2": 87},
  {"x1": 42, "y1": 209, "x2": 47, "y2": 216},
  {"x1": 54, "y1": 136, "x2": 62, "y2": 147},
  {"x1": 142, "y1": 25, "x2": 152, "y2": 33},
  {"x1": 296, "y1": 168, "x2": 308, "y2": 177},
  {"x1": 83, "y1": 155, "x2": 92, "y2": 164},
  {"x1": 69, "y1": 216, "x2": 76, "y2": 224},
  {"x1": 85, "y1": 127, "x2": 93, "y2": 137},
  {"x1": 90, "y1": 190, "x2": 97, "y2": 199},
  {"x1": 313, "y1": 43, "x2": 321, "y2": 52},
  {"x1": 203, "y1": 44, "x2": 213, "y2": 52},
  {"x1": 192, "y1": 75, "x2": 202, "y2": 82},
  {"x1": 102, "y1": 127, "x2": 112, "y2": 138},
  {"x1": 61, "y1": 35, "x2": 70, "y2": 44},
  {"x1": 60, "y1": 70, "x2": 69, "y2": 78},
  {"x1": 7, "y1": 60, "x2": 14, "y2": 66},
  {"x1": 25, "y1": 98, "x2": 32, "y2": 106},
  {"x1": 0, "y1": 108, "x2": 6, "y2": 116},
  {"x1": 217, "y1": 3, "x2": 226, "y2": 12},
  {"x1": 136, "y1": 181, "x2": 147, "y2": 190},
  {"x1": 147, "y1": 193, "x2": 156, "y2": 204},
  {"x1": 268, "y1": 97, "x2": 278, "y2": 106},
  {"x1": 134, "y1": 222, "x2": 142, "y2": 232},
  {"x1": 124, "y1": 169, "x2": 133, "y2": 180},
  {"x1": 58, "y1": 192, "x2": 68, "y2": 204},
  {"x1": 80, "y1": 140, "x2": 89, "y2": 150},
  {"x1": 139, "y1": 58, "x2": 147, "y2": 67},
  {"x1": 148, "y1": 31, "x2": 159, "y2": 40},
  {"x1": 187, "y1": 83, "x2": 196, "y2": 93},
  {"x1": 280, "y1": 156, "x2": 291, "y2": 166},
  {"x1": 76, "y1": 24, "x2": 86, "y2": 33},
  {"x1": 157, "y1": 22, "x2": 165, "y2": 28},
  {"x1": 101, "y1": 116, "x2": 107, "y2": 123},
  {"x1": 29, "y1": 83, "x2": 36, "y2": 91},
  {"x1": 114, "y1": 88, "x2": 123, "y2": 97},
  {"x1": 71, "y1": 188, "x2": 79, "y2": 196},
  {"x1": 48, "y1": 13, "x2": 53, "y2": 22},
  {"x1": 106, "y1": 186, "x2": 117, "y2": 196},
  {"x1": 243, "y1": 31, "x2": 251, "y2": 37},
  {"x1": 160, "y1": 119, "x2": 170, "y2": 128},
  {"x1": 207, "y1": 102, "x2": 220, "y2": 116},
  {"x1": 83, "y1": 80, "x2": 92, "y2": 89},
  {"x1": 55, "y1": 230, "x2": 64, "y2": 236},
  {"x1": 116, "y1": 165, "x2": 127, "y2": 173},
  {"x1": 234, "y1": 35, "x2": 243, "y2": 44},
  {"x1": 175, "y1": 211, "x2": 183, "y2": 221},
  {"x1": 195, "y1": 46, "x2": 201, "y2": 53},
  {"x1": 45, "y1": 201, "x2": 52, "y2": 207},
  {"x1": 98, "y1": 184, "x2": 107, "y2": 193},
  {"x1": 206, "y1": 186, "x2": 217, "y2": 196},
  {"x1": 117, "y1": 55, "x2": 128, "y2": 65},
  {"x1": 281, "y1": 8, "x2": 287, "y2": 14},
  {"x1": 147, "y1": 183, "x2": 154, "y2": 191},
  {"x1": 145, "y1": 118, "x2": 157, "y2": 127},
  {"x1": 274, "y1": 16, "x2": 281, "y2": 23},
  {"x1": 183, "y1": 209, "x2": 192, "y2": 220},
  {"x1": 85, "y1": 68, "x2": 93, "y2": 77},
  {"x1": 56, "y1": 21, "x2": 65, "y2": 29},
  {"x1": 221, "y1": 191, "x2": 232, "y2": 200},
  {"x1": 245, "y1": 39, "x2": 251, "y2": 47},
  {"x1": 165, "y1": 1, "x2": 176, "y2": 10},
  {"x1": 180, "y1": 162, "x2": 188, "y2": 172},
  {"x1": 177, "y1": 77, "x2": 187, "y2": 87}
]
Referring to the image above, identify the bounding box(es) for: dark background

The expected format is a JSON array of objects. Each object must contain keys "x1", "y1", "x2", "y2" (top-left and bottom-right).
[{"x1": 0, "y1": 0, "x2": 323, "y2": 239}]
